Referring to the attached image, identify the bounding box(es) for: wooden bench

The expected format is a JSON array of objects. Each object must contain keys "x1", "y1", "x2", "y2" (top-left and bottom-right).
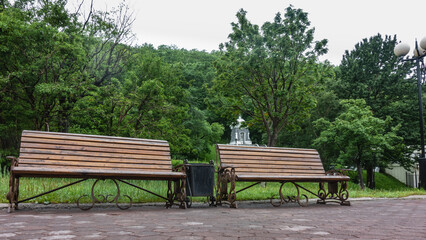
[
  {"x1": 6, "y1": 130, "x2": 187, "y2": 212},
  {"x1": 215, "y1": 144, "x2": 350, "y2": 208}
]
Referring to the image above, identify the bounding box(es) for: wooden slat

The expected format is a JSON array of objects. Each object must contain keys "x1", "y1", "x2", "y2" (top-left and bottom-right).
[
  {"x1": 19, "y1": 159, "x2": 172, "y2": 170},
  {"x1": 233, "y1": 167, "x2": 325, "y2": 174},
  {"x1": 22, "y1": 130, "x2": 169, "y2": 146},
  {"x1": 218, "y1": 150, "x2": 319, "y2": 158},
  {"x1": 221, "y1": 163, "x2": 324, "y2": 170},
  {"x1": 12, "y1": 166, "x2": 185, "y2": 179},
  {"x1": 19, "y1": 154, "x2": 171, "y2": 165},
  {"x1": 221, "y1": 159, "x2": 323, "y2": 166},
  {"x1": 16, "y1": 164, "x2": 172, "y2": 172},
  {"x1": 236, "y1": 172, "x2": 326, "y2": 177},
  {"x1": 20, "y1": 142, "x2": 170, "y2": 156},
  {"x1": 220, "y1": 156, "x2": 321, "y2": 163},
  {"x1": 217, "y1": 145, "x2": 318, "y2": 154},
  {"x1": 236, "y1": 174, "x2": 350, "y2": 182},
  {"x1": 21, "y1": 137, "x2": 170, "y2": 151},
  {"x1": 19, "y1": 148, "x2": 171, "y2": 160}
]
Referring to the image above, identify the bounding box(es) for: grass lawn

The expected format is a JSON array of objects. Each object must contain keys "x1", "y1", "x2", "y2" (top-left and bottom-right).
[{"x1": 1, "y1": 167, "x2": 425, "y2": 205}]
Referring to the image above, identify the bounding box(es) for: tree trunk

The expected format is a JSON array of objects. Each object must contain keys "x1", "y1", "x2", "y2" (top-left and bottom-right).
[
  {"x1": 357, "y1": 162, "x2": 365, "y2": 190},
  {"x1": 267, "y1": 127, "x2": 279, "y2": 147},
  {"x1": 366, "y1": 167, "x2": 375, "y2": 189}
]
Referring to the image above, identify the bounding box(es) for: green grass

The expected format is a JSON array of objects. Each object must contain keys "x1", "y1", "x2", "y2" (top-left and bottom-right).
[{"x1": 1, "y1": 169, "x2": 425, "y2": 204}]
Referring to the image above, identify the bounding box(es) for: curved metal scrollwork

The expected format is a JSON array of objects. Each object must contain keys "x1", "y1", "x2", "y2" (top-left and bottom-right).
[
  {"x1": 215, "y1": 167, "x2": 237, "y2": 208},
  {"x1": 77, "y1": 179, "x2": 132, "y2": 211},
  {"x1": 270, "y1": 182, "x2": 309, "y2": 207},
  {"x1": 228, "y1": 168, "x2": 237, "y2": 208},
  {"x1": 338, "y1": 181, "x2": 349, "y2": 202}
]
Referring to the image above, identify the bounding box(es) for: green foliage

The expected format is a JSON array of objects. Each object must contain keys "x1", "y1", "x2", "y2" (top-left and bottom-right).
[
  {"x1": 314, "y1": 99, "x2": 407, "y2": 189},
  {"x1": 210, "y1": 6, "x2": 330, "y2": 146},
  {"x1": 335, "y1": 34, "x2": 418, "y2": 146},
  {"x1": 0, "y1": 1, "x2": 223, "y2": 166}
]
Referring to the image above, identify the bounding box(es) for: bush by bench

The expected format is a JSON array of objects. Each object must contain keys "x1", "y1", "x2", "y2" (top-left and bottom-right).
[
  {"x1": 215, "y1": 144, "x2": 350, "y2": 208},
  {"x1": 6, "y1": 130, "x2": 187, "y2": 212}
]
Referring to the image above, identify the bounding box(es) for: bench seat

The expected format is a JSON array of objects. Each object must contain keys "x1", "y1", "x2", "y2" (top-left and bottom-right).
[
  {"x1": 12, "y1": 166, "x2": 186, "y2": 180},
  {"x1": 235, "y1": 174, "x2": 350, "y2": 182},
  {"x1": 216, "y1": 144, "x2": 350, "y2": 208}
]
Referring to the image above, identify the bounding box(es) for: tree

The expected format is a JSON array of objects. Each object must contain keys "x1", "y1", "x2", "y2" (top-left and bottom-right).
[
  {"x1": 314, "y1": 99, "x2": 406, "y2": 190},
  {"x1": 0, "y1": 0, "x2": 134, "y2": 169},
  {"x1": 335, "y1": 34, "x2": 418, "y2": 146},
  {"x1": 211, "y1": 6, "x2": 329, "y2": 146}
]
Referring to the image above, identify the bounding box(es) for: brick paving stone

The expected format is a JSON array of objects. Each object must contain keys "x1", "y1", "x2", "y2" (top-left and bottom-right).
[{"x1": 1, "y1": 198, "x2": 426, "y2": 239}]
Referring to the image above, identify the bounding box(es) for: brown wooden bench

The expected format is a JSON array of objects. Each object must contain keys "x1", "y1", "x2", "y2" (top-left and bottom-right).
[
  {"x1": 215, "y1": 144, "x2": 350, "y2": 208},
  {"x1": 6, "y1": 130, "x2": 187, "y2": 212}
]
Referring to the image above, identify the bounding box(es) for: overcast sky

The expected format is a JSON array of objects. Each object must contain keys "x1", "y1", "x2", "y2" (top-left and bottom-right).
[{"x1": 73, "y1": 0, "x2": 426, "y2": 65}]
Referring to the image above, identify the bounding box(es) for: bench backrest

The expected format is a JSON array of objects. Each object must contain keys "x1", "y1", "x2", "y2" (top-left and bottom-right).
[
  {"x1": 18, "y1": 130, "x2": 173, "y2": 173},
  {"x1": 216, "y1": 144, "x2": 326, "y2": 176}
]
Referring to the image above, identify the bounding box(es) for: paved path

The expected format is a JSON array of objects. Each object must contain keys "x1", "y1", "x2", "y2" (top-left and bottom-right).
[{"x1": 1, "y1": 198, "x2": 425, "y2": 239}]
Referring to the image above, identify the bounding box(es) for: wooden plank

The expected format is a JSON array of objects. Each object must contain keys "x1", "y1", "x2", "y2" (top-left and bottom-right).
[
  {"x1": 217, "y1": 145, "x2": 319, "y2": 154},
  {"x1": 19, "y1": 159, "x2": 172, "y2": 170},
  {"x1": 220, "y1": 156, "x2": 321, "y2": 163},
  {"x1": 233, "y1": 167, "x2": 325, "y2": 174},
  {"x1": 19, "y1": 148, "x2": 171, "y2": 160},
  {"x1": 22, "y1": 131, "x2": 169, "y2": 146},
  {"x1": 16, "y1": 164, "x2": 172, "y2": 172},
  {"x1": 221, "y1": 163, "x2": 325, "y2": 171},
  {"x1": 220, "y1": 159, "x2": 323, "y2": 166},
  {"x1": 19, "y1": 154, "x2": 172, "y2": 165},
  {"x1": 218, "y1": 150, "x2": 319, "y2": 158},
  {"x1": 236, "y1": 174, "x2": 350, "y2": 182},
  {"x1": 21, "y1": 137, "x2": 170, "y2": 151},
  {"x1": 12, "y1": 166, "x2": 185, "y2": 179},
  {"x1": 20, "y1": 142, "x2": 170, "y2": 156}
]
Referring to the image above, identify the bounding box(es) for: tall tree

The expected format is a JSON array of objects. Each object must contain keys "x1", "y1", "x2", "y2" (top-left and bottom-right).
[
  {"x1": 211, "y1": 6, "x2": 329, "y2": 146},
  {"x1": 335, "y1": 34, "x2": 418, "y2": 187},
  {"x1": 0, "y1": 0, "x2": 134, "y2": 169},
  {"x1": 314, "y1": 99, "x2": 406, "y2": 190},
  {"x1": 335, "y1": 34, "x2": 417, "y2": 145}
]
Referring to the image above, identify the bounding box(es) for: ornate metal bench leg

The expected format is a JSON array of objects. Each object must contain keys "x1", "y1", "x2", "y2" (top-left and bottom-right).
[
  {"x1": 338, "y1": 181, "x2": 350, "y2": 206},
  {"x1": 178, "y1": 178, "x2": 187, "y2": 209},
  {"x1": 172, "y1": 178, "x2": 187, "y2": 209},
  {"x1": 166, "y1": 180, "x2": 174, "y2": 208},
  {"x1": 228, "y1": 168, "x2": 237, "y2": 208},
  {"x1": 6, "y1": 172, "x2": 16, "y2": 213},
  {"x1": 317, "y1": 182, "x2": 327, "y2": 204},
  {"x1": 14, "y1": 177, "x2": 20, "y2": 210},
  {"x1": 217, "y1": 170, "x2": 229, "y2": 206}
]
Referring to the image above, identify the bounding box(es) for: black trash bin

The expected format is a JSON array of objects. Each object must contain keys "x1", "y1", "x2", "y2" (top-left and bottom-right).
[{"x1": 184, "y1": 160, "x2": 215, "y2": 207}]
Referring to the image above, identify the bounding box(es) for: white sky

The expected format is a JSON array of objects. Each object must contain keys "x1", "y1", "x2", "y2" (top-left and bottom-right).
[{"x1": 72, "y1": 0, "x2": 426, "y2": 65}]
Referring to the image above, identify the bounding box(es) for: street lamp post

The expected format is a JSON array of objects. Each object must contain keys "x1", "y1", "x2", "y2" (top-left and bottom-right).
[{"x1": 394, "y1": 36, "x2": 426, "y2": 189}]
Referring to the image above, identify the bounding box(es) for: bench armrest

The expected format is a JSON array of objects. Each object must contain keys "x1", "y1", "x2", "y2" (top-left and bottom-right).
[
  {"x1": 173, "y1": 164, "x2": 186, "y2": 174},
  {"x1": 217, "y1": 166, "x2": 235, "y2": 174},
  {"x1": 326, "y1": 169, "x2": 350, "y2": 176},
  {"x1": 6, "y1": 156, "x2": 19, "y2": 167}
]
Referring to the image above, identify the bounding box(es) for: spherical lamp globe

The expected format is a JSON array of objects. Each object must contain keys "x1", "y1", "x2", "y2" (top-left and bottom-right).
[
  {"x1": 420, "y1": 36, "x2": 426, "y2": 52},
  {"x1": 394, "y1": 43, "x2": 410, "y2": 57}
]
